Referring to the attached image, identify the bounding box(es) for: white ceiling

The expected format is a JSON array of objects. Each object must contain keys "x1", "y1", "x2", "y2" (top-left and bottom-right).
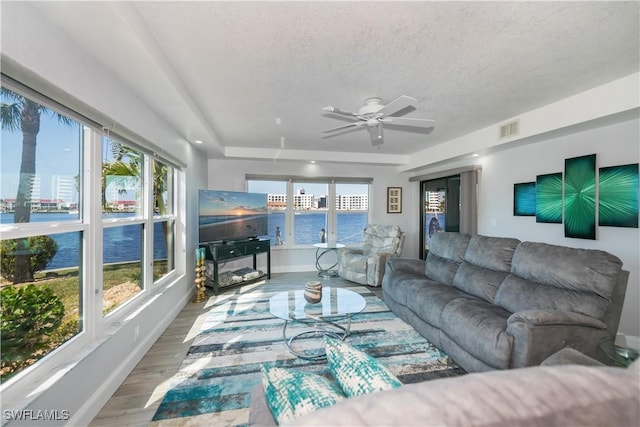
[{"x1": 32, "y1": 1, "x2": 639, "y2": 165}]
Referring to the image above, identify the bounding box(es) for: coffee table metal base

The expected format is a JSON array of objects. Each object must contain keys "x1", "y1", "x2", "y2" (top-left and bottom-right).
[{"x1": 282, "y1": 314, "x2": 352, "y2": 360}]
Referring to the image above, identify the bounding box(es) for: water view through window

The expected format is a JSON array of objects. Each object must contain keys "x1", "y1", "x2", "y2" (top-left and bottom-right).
[
  {"x1": 248, "y1": 180, "x2": 369, "y2": 246},
  {"x1": 0, "y1": 88, "x2": 83, "y2": 381},
  {"x1": 1, "y1": 77, "x2": 181, "y2": 390}
]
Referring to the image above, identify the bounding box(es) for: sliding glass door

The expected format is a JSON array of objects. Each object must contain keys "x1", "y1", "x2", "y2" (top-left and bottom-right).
[{"x1": 420, "y1": 175, "x2": 460, "y2": 258}]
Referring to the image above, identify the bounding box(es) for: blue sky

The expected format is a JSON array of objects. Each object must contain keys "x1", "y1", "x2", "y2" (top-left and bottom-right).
[
  {"x1": 1, "y1": 107, "x2": 81, "y2": 199},
  {"x1": 1, "y1": 94, "x2": 367, "y2": 200}
]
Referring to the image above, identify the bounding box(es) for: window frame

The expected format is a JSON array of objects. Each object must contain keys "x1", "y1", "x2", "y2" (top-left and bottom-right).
[
  {"x1": 246, "y1": 175, "x2": 372, "y2": 249},
  {"x1": 0, "y1": 77, "x2": 184, "y2": 395}
]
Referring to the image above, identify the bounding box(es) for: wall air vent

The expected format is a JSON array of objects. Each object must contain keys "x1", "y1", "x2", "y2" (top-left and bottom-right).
[{"x1": 499, "y1": 119, "x2": 519, "y2": 139}]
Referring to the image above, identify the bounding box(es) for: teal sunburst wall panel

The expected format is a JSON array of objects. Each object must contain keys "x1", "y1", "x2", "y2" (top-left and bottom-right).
[
  {"x1": 599, "y1": 163, "x2": 639, "y2": 228},
  {"x1": 564, "y1": 154, "x2": 596, "y2": 239},
  {"x1": 514, "y1": 182, "x2": 536, "y2": 216},
  {"x1": 536, "y1": 173, "x2": 563, "y2": 223}
]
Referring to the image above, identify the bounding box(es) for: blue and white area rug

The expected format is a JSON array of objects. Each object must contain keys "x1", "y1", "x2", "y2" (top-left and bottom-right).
[{"x1": 150, "y1": 277, "x2": 463, "y2": 426}]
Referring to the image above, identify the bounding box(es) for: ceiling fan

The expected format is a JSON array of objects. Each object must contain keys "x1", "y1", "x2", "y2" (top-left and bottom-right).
[{"x1": 321, "y1": 95, "x2": 434, "y2": 146}]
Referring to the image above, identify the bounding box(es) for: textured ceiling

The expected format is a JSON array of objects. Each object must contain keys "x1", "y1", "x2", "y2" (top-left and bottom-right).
[{"x1": 32, "y1": 1, "x2": 640, "y2": 165}]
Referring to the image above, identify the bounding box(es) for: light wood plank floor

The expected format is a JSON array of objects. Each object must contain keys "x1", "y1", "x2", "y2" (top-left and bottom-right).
[{"x1": 89, "y1": 272, "x2": 382, "y2": 426}]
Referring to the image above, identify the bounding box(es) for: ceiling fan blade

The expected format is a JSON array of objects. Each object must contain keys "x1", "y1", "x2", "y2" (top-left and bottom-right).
[
  {"x1": 379, "y1": 116, "x2": 435, "y2": 128},
  {"x1": 322, "y1": 121, "x2": 363, "y2": 133},
  {"x1": 377, "y1": 95, "x2": 418, "y2": 117},
  {"x1": 368, "y1": 125, "x2": 384, "y2": 146},
  {"x1": 321, "y1": 106, "x2": 359, "y2": 118}
]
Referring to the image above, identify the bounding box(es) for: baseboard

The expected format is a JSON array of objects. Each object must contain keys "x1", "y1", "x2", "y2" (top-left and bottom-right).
[
  {"x1": 68, "y1": 286, "x2": 193, "y2": 426},
  {"x1": 271, "y1": 265, "x2": 317, "y2": 273}
]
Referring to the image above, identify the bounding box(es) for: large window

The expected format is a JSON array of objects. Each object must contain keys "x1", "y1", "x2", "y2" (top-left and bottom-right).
[
  {"x1": 101, "y1": 137, "x2": 144, "y2": 313},
  {"x1": 248, "y1": 180, "x2": 287, "y2": 245},
  {"x1": 1, "y1": 88, "x2": 84, "y2": 381},
  {"x1": 247, "y1": 178, "x2": 370, "y2": 247},
  {"x1": 0, "y1": 81, "x2": 181, "y2": 384},
  {"x1": 152, "y1": 158, "x2": 176, "y2": 282},
  {"x1": 293, "y1": 182, "x2": 328, "y2": 245},
  {"x1": 336, "y1": 183, "x2": 369, "y2": 245}
]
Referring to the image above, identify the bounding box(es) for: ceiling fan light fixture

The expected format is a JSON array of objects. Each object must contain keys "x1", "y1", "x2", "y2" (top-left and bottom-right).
[{"x1": 321, "y1": 94, "x2": 435, "y2": 146}]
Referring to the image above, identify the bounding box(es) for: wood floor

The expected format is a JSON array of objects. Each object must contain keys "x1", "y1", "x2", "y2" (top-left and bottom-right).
[{"x1": 89, "y1": 272, "x2": 382, "y2": 426}]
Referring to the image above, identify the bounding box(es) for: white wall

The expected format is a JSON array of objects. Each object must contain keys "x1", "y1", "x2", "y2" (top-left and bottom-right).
[
  {"x1": 206, "y1": 159, "x2": 419, "y2": 272},
  {"x1": 477, "y1": 116, "x2": 640, "y2": 336}
]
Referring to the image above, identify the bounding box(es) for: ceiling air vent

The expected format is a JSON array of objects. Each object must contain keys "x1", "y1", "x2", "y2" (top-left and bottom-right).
[{"x1": 499, "y1": 119, "x2": 519, "y2": 139}]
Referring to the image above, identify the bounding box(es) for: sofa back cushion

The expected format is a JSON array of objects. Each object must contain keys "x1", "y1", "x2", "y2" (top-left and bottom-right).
[
  {"x1": 452, "y1": 236, "x2": 520, "y2": 302},
  {"x1": 464, "y1": 235, "x2": 521, "y2": 273},
  {"x1": 425, "y1": 232, "x2": 471, "y2": 285},
  {"x1": 494, "y1": 242, "x2": 623, "y2": 318}
]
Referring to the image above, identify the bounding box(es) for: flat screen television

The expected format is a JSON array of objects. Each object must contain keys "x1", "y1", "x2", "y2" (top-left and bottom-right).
[{"x1": 199, "y1": 189, "x2": 268, "y2": 243}]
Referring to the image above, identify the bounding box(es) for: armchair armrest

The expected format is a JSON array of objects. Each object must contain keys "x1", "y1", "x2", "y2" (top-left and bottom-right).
[
  {"x1": 386, "y1": 257, "x2": 425, "y2": 276},
  {"x1": 507, "y1": 310, "x2": 607, "y2": 329},
  {"x1": 338, "y1": 246, "x2": 364, "y2": 257}
]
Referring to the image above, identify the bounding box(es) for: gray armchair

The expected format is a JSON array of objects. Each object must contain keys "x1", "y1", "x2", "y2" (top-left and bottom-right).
[{"x1": 337, "y1": 224, "x2": 405, "y2": 287}]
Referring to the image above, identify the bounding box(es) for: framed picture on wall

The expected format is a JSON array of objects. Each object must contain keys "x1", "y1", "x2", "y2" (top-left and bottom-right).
[{"x1": 387, "y1": 187, "x2": 402, "y2": 213}]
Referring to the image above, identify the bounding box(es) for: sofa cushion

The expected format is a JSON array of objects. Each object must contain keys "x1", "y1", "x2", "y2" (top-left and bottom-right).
[
  {"x1": 463, "y1": 235, "x2": 520, "y2": 272},
  {"x1": 285, "y1": 363, "x2": 640, "y2": 427},
  {"x1": 261, "y1": 365, "x2": 345, "y2": 425},
  {"x1": 440, "y1": 299, "x2": 513, "y2": 369},
  {"x1": 494, "y1": 274, "x2": 610, "y2": 320},
  {"x1": 453, "y1": 262, "x2": 509, "y2": 303},
  {"x1": 249, "y1": 383, "x2": 277, "y2": 426},
  {"x1": 406, "y1": 282, "x2": 476, "y2": 328},
  {"x1": 325, "y1": 337, "x2": 402, "y2": 397},
  {"x1": 425, "y1": 232, "x2": 471, "y2": 285},
  {"x1": 428, "y1": 232, "x2": 472, "y2": 262},
  {"x1": 448, "y1": 235, "x2": 518, "y2": 303},
  {"x1": 384, "y1": 272, "x2": 442, "y2": 307},
  {"x1": 510, "y1": 242, "x2": 622, "y2": 298}
]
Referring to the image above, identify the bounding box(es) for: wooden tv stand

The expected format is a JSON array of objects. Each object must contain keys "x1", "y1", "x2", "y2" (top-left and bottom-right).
[{"x1": 200, "y1": 239, "x2": 271, "y2": 295}]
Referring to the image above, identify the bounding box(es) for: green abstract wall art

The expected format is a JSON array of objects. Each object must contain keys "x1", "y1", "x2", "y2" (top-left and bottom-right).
[
  {"x1": 564, "y1": 154, "x2": 596, "y2": 239},
  {"x1": 599, "y1": 163, "x2": 639, "y2": 228},
  {"x1": 536, "y1": 173, "x2": 563, "y2": 223},
  {"x1": 513, "y1": 182, "x2": 536, "y2": 216}
]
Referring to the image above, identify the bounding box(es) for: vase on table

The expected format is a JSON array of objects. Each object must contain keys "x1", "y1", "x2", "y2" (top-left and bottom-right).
[{"x1": 304, "y1": 281, "x2": 322, "y2": 304}]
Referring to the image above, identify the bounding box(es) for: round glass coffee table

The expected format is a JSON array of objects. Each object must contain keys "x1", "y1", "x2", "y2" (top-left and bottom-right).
[{"x1": 269, "y1": 287, "x2": 366, "y2": 360}]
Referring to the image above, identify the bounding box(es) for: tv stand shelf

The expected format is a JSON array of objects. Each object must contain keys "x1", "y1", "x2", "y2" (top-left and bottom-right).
[{"x1": 201, "y1": 239, "x2": 271, "y2": 295}]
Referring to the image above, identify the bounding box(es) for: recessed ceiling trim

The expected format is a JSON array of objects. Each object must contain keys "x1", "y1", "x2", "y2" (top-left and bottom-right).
[
  {"x1": 224, "y1": 147, "x2": 408, "y2": 165},
  {"x1": 112, "y1": 2, "x2": 225, "y2": 153}
]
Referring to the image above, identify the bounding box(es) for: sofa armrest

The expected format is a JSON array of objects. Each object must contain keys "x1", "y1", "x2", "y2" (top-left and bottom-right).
[
  {"x1": 249, "y1": 383, "x2": 277, "y2": 426},
  {"x1": 541, "y1": 348, "x2": 605, "y2": 367},
  {"x1": 507, "y1": 310, "x2": 609, "y2": 367},
  {"x1": 507, "y1": 310, "x2": 607, "y2": 329},
  {"x1": 385, "y1": 257, "x2": 425, "y2": 275}
]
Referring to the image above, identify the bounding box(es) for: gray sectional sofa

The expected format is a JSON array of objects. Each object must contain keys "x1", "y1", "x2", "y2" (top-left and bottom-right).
[
  {"x1": 249, "y1": 348, "x2": 639, "y2": 426},
  {"x1": 382, "y1": 232, "x2": 629, "y2": 372}
]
